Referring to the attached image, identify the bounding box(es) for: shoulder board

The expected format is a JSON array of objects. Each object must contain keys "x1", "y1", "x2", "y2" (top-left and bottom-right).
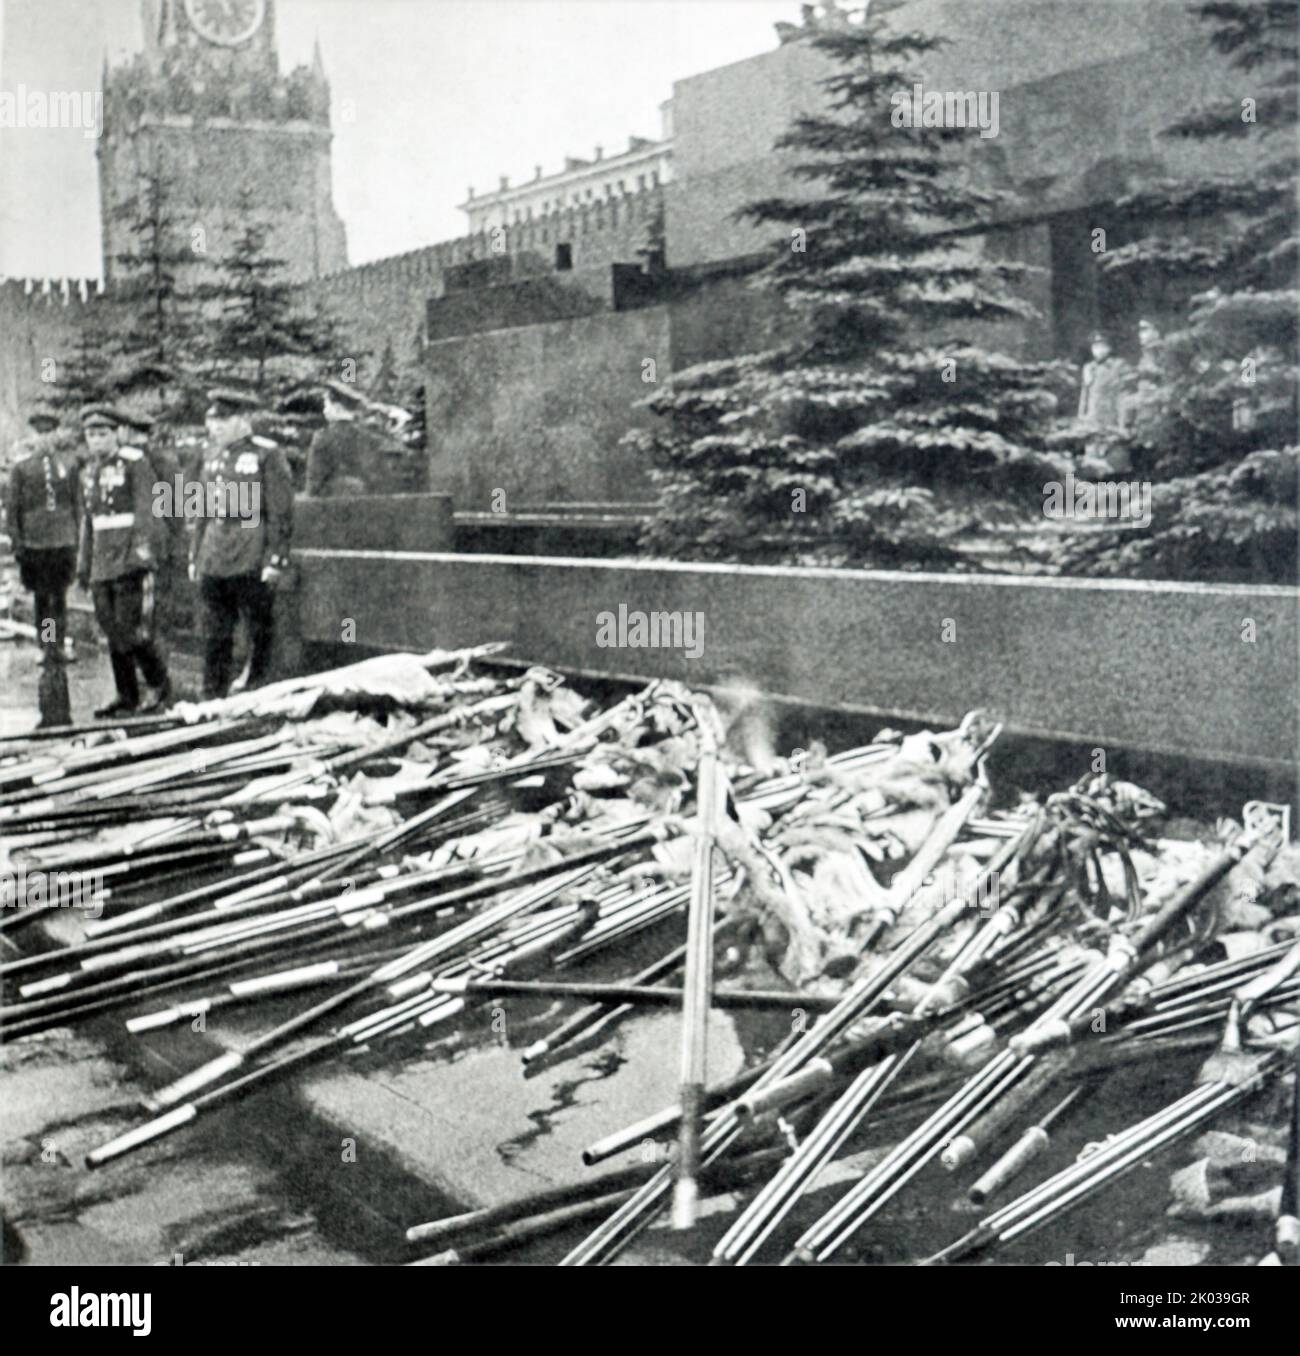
[
  {"x1": 251, "y1": 436, "x2": 277, "y2": 450},
  {"x1": 119, "y1": 446, "x2": 145, "y2": 461}
]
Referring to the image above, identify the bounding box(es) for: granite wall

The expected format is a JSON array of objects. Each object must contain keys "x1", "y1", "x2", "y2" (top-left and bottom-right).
[
  {"x1": 422, "y1": 307, "x2": 671, "y2": 508},
  {"x1": 295, "y1": 547, "x2": 1300, "y2": 776}
]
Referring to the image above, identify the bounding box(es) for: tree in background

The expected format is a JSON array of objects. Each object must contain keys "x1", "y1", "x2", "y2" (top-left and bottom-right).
[
  {"x1": 103, "y1": 162, "x2": 204, "y2": 416},
  {"x1": 629, "y1": 9, "x2": 1070, "y2": 569},
  {"x1": 202, "y1": 189, "x2": 346, "y2": 403},
  {"x1": 1051, "y1": 0, "x2": 1297, "y2": 583},
  {"x1": 43, "y1": 301, "x2": 115, "y2": 415}
]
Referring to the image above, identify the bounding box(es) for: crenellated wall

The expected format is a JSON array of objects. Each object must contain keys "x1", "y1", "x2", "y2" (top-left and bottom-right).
[
  {"x1": 1, "y1": 0, "x2": 1274, "y2": 512},
  {"x1": 0, "y1": 185, "x2": 665, "y2": 456},
  {"x1": 300, "y1": 184, "x2": 665, "y2": 378},
  {"x1": 0, "y1": 277, "x2": 106, "y2": 453}
]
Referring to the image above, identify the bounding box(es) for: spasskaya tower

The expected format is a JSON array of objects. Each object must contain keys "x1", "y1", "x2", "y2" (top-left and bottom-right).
[{"x1": 98, "y1": 0, "x2": 348, "y2": 283}]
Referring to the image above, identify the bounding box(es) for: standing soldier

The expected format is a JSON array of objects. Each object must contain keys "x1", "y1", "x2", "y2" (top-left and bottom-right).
[
  {"x1": 5, "y1": 412, "x2": 82, "y2": 728},
  {"x1": 1076, "y1": 332, "x2": 1131, "y2": 432},
  {"x1": 76, "y1": 405, "x2": 173, "y2": 717},
  {"x1": 189, "y1": 388, "x2": 293, "y2": 699},
  {"x1": 305, "y1": 381, "x2": 414, "y2": 497},
  {"x1": 305, "y1": 381, "x2": 367, "y2": 497}
]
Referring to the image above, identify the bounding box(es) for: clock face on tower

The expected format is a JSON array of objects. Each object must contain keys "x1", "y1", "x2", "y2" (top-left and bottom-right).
[{"x1": 183, "y1": 0, "x2": 268, "y2": 47}]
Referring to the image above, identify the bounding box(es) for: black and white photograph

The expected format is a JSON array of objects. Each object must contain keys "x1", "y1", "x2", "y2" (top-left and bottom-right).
[{"x1": 0, "y1": 0, "x2": 1296, "y2": 1310}]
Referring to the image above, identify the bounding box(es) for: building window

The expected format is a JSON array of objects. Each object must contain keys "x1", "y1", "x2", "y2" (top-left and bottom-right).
[
  {"x1": 637, "y1": 174, "x2": 645, "y2": 191},
  {"x1": 585, "y1": 187, "x2": 593, "y2": 200},
  {"x1": 555, "y1": 242, "x2": 573, "y2": 270},
  {"x1": 651, "y1": 171, "x2": 659, "y2": 186}
]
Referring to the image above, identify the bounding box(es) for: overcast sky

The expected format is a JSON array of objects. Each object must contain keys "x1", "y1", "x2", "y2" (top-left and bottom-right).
[{"x1": 0, "y1": 0, "x2": 806, "y2": 280}]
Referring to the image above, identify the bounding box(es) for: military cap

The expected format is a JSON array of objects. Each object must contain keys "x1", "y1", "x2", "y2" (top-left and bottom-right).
[
  {"x1": 27, "y1": 411, "x2": 60, "y2": 432},
  {"x1": 277, "y1": 386, "x2": 326, "y2": 415},
  {"x1": 79, "y1": 403, "x2": 127, "y2": 427},
  {"x1": 120, "y1": 409, "x2": 156, "y2": 432},
  {"x1": 206, "y1": 387, "x2": 262, "y2": 415},
  {"x1": 323, "y1": 379, "x2": 366, "y2": 407},
  {"x1": 1089, "y1": 331, "x2": 1110, "y2": 345}
]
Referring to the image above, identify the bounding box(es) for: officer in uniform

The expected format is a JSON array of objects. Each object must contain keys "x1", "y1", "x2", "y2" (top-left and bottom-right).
[
  {"x1": 189, "y1": 388, "x2": 293, "y2": 699},
  {"x1": 1077, "y1": 332, "x2": 1132, "y2": 431},
  {"x1": 76, "y1": 405, "x2": 173, "y2": 717},
  {"x1": 305, "y1": 380, "x2": 414, "y2": 497},
  {"x1": 1076, "y1": 332, "x2": 1135, "y2": 476},
  {"x1": 5, "y1": 412, "x2": 82, "y2": 727}
]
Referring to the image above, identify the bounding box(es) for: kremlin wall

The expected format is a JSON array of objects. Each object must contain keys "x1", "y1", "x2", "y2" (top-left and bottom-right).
[{"x1": 2, "y1": 1, "x2": 1249, "y2": 507}]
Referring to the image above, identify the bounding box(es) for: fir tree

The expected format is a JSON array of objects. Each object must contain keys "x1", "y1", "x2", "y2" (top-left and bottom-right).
[
  {"x1": 630, "y1": 10, "x2": 1070, "y2": 568},
  {"x1": 43, "y1": 301, "x2": 115, "y2": 414},
  {"x1": 1052, "y1": 0, "x2": 1297, "y2": 582},
  {"x1": 106, "y1": 161, "x2": 203, "y2": 415},
  {"x1": 203, "y1": 190, "x2": 345, "y2": 400}
]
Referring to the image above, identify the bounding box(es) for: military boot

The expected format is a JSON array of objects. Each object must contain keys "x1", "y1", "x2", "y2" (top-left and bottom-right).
[
  {"x1": 36, "y1": 655, "x2": 72, "y2": 730},
  {"x1": 94, "y1": 650, "x2": 140, "y2": 719}
]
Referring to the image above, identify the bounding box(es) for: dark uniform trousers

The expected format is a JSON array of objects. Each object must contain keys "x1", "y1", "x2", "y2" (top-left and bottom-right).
[
  {"x1": 91, "y1": 572, "x2": 168, "y2": 708},
  {"x1": 200, "y1": 573, "x2": 275, "y2": 699},
  {"x1": 19, "y1": 546, "x2": 76, "y2": 654},
  {"x1": 20, "y1": 547, "x2": 77, "y2": 727},
  {"x1": 9, "y1": 440, "x2": 82, "y2": 728}
]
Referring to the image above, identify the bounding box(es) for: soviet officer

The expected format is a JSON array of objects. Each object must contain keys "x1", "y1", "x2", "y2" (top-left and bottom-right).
[
  {"x1": 5, "y1": 411, "x2": 82, "y2": 727},
  {"x1": 304, "y1": 380, "x2": 411, "y2": 497},
  {"x1": 75, "y1": 405, "x2": 173, "y2": 717},
  {"x1": 189, "y1": 388, "x2": 293, "y2": 699},
  {"x1": 1077, "y1": 332, "x2": 1132, "y2": 432}
]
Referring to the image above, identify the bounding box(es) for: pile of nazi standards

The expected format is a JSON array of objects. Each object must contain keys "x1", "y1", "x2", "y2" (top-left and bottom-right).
[{"x1": 1, "y1": 645, "x2": 1296, "y2": 1267}]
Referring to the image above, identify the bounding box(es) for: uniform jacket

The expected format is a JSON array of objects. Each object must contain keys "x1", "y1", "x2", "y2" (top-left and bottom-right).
[
  {"x1": 1077, "y1": 356, "x2": 1132, "y2": 429},
  {"x1": 141, "y1": 440, "x2": 185, "y2": 561},
  {"x1": 78, "y1": 444, "x2": 156, "y2": 584},
  {"x1": 193, "y1": 434, "x2": 293, "y2": 580},
  {"x1": 6, "y1": 439, "x2": 82, "y2": 554}
]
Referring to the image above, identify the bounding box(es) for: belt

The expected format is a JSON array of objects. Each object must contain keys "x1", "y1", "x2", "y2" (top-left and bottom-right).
[{"x1": 92, "y1": 512, "x2": 134, "y2": 531}]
